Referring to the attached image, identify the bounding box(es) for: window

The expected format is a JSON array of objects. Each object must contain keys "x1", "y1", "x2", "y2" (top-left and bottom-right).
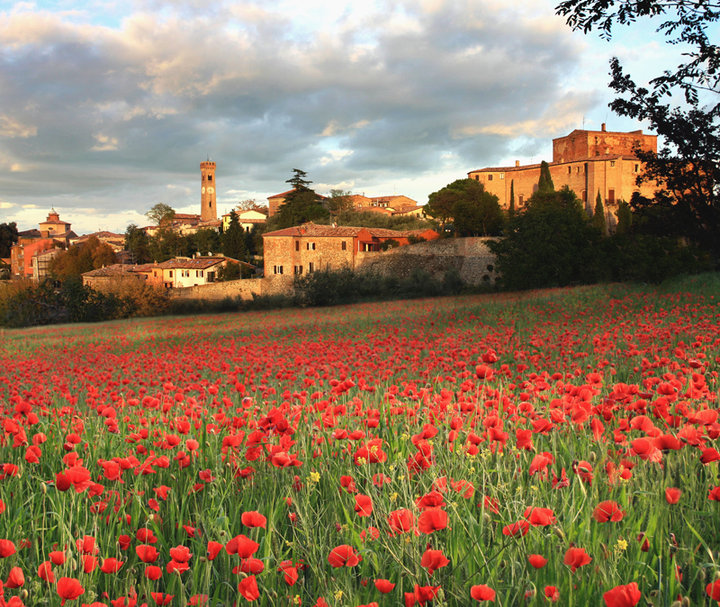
[
  {"x1": 499, "y1": 173, "x2": 504, "y2": 179},
  {"x1": 273, "y1": 265, "x2": 284, "y2": 275},
  {"x1": 568, "y1": 166, "x2": 572, "y2": 174},
  {"x1": 295, "y1": 241, "x2": 299, "y2": 252},
  {"x1": 608, "y1": 189, "x2": 616, "y2": 204},
  {"x1": 169, "y1": 271, "x2": 173, "y2": 278},
  {"x1": 610, "y1": 160, "x2": 616, "y2": 167},
  {"x1": 308, "y1": 262, "x2": 314, "y2": 273},
  {"x1": 208, "y1": 175, "x2": 212, "y2": 181},
  {"x1": 474, "y1": 175, "x2": 479, "y2": 181},
  {"x1": 634, "y1": 163, "x2": 639, "y2": 173},
  {"x1": 306, "y1": 242, "x2": 316, "y2": 250},
  {"x1": 582, "y1": 190, "x2": 587, "y2": 203},
  {"x1": 341, "y1": 241, "x2": 347, "y2": 251},
  {"x1": 488, "y1": 174, "x2": 493, "y2": 181},
  {"x1": 294, "y1": 265, "x2": 303, "y2": 275},
  {"x1": 518, "y1": 195, "x2": 524, "y2": 206}
]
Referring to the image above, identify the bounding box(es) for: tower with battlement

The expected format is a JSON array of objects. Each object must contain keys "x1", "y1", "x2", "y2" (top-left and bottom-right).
[{"x1": 200, "y1": 161, "x2": 217, "y2": 222}]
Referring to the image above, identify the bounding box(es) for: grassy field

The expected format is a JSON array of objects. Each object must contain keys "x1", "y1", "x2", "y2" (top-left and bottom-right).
[{"x1": 1, "y1": 275, "x2": 720, "y2": 606}]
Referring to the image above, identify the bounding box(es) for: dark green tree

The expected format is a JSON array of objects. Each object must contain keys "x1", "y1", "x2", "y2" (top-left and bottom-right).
[
  {"x1": 270, "y1": 170, "x2": 329, "y2": 229},
  {"x1": 556, "y1": 0, "x2": 720, "y2": 259},
  {"x1": 222, "y1": 211, "x2": 247, "y2": 260},
  {"x1": 124, "y1": 224, "x2": 151, "y2": 264},
  {"x1": 426, "y1": 179, "x2": 503, "y2": 235},
  {"x1": 148, "y1": 227, "x2": 180, "y2": 262},
  {"x1": 489, "y1": 185, "x2": 602, "y2": 290},
  {"x1": 537, "y1": 161, "x2": 555, "y2": 194},
  {"x1": 0, "y1": 222, "x2": 18, "y2": 258},
  {"x1": 192, "y1": 228, "x2": 222, "y2": 256},
  {"x1": 615, "y1": 200, "x2": 632, "y2": 235},
  {"x1": 593, "y1": 191, "x2": 607, "y2": 235},
  {"x1": 286, "y1": 168, "x2": 313, "y2": 191},
  {"x1": 508, "y1": 180, "x2": 516, "y2": 220}
]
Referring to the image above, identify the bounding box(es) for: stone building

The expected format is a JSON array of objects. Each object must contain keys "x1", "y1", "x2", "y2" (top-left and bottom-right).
[
  {"x1": 262, "y1": 223, "x2": 438, "y2": 276},
  {"x1": 10, "y1": 209, "x2": 76, "y2": 279},
  {"x1": 467, "y1": 124, "x2": 658, "y2": 227}
]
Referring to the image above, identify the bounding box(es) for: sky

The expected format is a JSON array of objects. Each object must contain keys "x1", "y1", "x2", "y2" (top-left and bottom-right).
[{"x1": 0, "y1": 0, "x2": 687, "y2": 234}]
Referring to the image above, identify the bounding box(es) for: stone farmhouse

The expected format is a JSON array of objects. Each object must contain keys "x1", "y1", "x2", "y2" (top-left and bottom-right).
[
  {"x1": 262, "y1": 223, "x2": 439, "y2": 276},
  {"x1": 82, "y1": 255, "x2": 247, "y2": 290},
  {"x1": 468, "y1": 124, "x2": 657, "y2": 227}
]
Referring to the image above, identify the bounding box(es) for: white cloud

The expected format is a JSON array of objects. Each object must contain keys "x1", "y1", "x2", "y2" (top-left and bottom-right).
[
  {"x1": 91, "y1": 133, "x2": 119, "y2": 151},
  {"x1": 0, "y1": 201, "x2": 15, "y2": 209},
  {"x1": 0, "y1": 115, "x2": 37, "y2": 138}
]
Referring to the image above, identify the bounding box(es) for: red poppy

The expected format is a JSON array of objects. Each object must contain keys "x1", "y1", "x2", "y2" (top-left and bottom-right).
[
  {"x1": 593, "y1": 501, "x2": 625, "y2": 523},
  {"x1": 49, "y1": 550, "x2": 66, "y2": 565},
  {"x1": 420, "y1": 548, "x2": 449, "y2": 575},
  {"x1": 327, "y1": 544, "x2": 362, "y2": 567},
  {"x1": 412, "y1": 584, "x2": 440, "y2": 605},
  {"x1": 145, "y1": 565, "x2": 162, "y2": 581},
  {"x1": 38, "y1": 561, "x2": 55, "y2": 583},
  {"x1": 708, "y1": 486, "x2": 720, "y2": 501},
  {"x1": 502, "y1": 520, "x2": 529, "y2": 537},
  {"x1": 237, "y1": 557, "x2": 265, "y2": 574},
  {"x1": 544, "y1": 586, "x2": 560, "y2": 602},
  {"x1": 136, "y1": 544, "x2": 159, "y2": 563},
  {"x1": 100, "y1": 558, "x2": 124, "y2": 574},
  {"x1": 665, "y1": 487, "x2": 682, "y2": 504},
  {"x1": 207, "y1": 541, "x2": 223, "y2": 561},
  {"x1": 241, "y1": 511, "x2": 267, "y2": 529},
  {"x1": 0, "y1": 539, "x2": 16, "y2": 557},
  {"x1": 470, "y1": 584, "x2": 496, "y2": 601},
  {"x1": 226, "y1": 535, "x2": 259, "y2": 558},
  {"x1": 418, "y1": 508, "x2": 448, "y2": 534},
  {"x1": 707, "y1": 579, "x2": 720, "y2": 601},
  {"x1": 150, "y1": 592, "x2": 174, "y2": 606},
  {"x1": 374, "y1": 579, "x2": 395, "y2": 593},
  {"x1": 528, "y1": 554, "x2": 548, "y2": 568},
  {"x1": 238, "y1": 575, "x2": 260, "y2": 601},
  {"x1": 169, "y1": 545, "x2": 192, "y2": 563},
  {"x1": 524, "y1": 507, "x2": 556, "y2": 526},
  {"x1": 388, "y1": 509, "x2": 415, "y2": 534},
  {"x1": 57, "y1": 577, "x2": 84, "y2": 605},
  {"x1": 81, "y1": 555, "x2": 97, "y2": 573},
  {"x1": 354, "y1": 494, "x2": 373, "y2": 517},
  {"x1": 603, "y1": 582, "x2": 641, "y2": 607},
  {"x1": 6, "y1": 566, "x2": 24, "y2": 588},
  {"x1": 278, "y1": 560, "x2": 299, "y2": 585},
  {"x1": 563, "y1": 547, "x2": 592, "y2": 572}
]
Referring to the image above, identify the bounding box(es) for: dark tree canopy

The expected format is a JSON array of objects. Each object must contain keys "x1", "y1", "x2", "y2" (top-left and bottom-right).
[
  {"x1": 0, "y1": 222, "x2": 18, "y2": 258},
  {"x1": 269, "y1": 170, "x2": 329, "y2": 230},
  {"x1": 426, "y1": 178, "x2": 504, "y2": 235},
  {"x1": 222, "y1": 211, "x2": 247, "y2": 260},
  {"x1": 285, "y1": 168, "x2": 313, "y2": 192},
  {"x1": 556, "y1": 0, "x2": 720, "y2": 259},
  {"x1": 50, "y1": 235, "x2": 117, "y2": 281},
  {"x1": 125, "y1": 224, "x2": 151, "y2": 264}
]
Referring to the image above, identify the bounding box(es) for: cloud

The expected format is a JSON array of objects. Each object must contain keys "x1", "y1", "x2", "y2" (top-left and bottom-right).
[
  {"x1": 0, "y1": 0, "x2": 611, "y2": 232},
  {"x1": 0, "y1": 201, "x2": 15, "y2": 209}
]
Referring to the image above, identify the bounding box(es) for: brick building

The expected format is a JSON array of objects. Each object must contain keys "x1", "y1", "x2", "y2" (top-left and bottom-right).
[
  {"x1": 467, "y1": 124, "x2": 657, "y2": 227},
  {"x1": 10, "y1": 210, "x2": 76, "y2": 279},
  {"x1": 262, "y1": 223, "x2": 438, "y2": 276}
]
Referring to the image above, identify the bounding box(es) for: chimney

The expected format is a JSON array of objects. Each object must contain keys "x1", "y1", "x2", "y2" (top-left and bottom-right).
[
  {"x1": 601, "y1": 123, "x2": 606, "y2": 132},
  {"x1": 515, "y1": 160, "x2": 520, "y2": 167}
]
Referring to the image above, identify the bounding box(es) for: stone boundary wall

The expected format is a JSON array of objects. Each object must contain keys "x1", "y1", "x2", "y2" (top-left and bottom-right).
[
  {"x1": 170, "y1": 275, "x2": 293, "y2": 301},
  {"x1": 357, "y1": 237, "x2": 498, "y2": 285},
  {"x1": 169, "y1": 237, "x2": 498, "y2": 300}
]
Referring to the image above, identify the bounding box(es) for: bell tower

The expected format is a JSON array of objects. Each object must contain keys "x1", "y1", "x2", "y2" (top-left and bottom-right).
[{"x1": 200, "y1": 160, "x2": 217, "y2": 221}]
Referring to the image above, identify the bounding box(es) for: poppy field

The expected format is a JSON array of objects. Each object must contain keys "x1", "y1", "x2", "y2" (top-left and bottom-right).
[{"x1": 1, "y1": 276, "x2": 720, "y2": 606}]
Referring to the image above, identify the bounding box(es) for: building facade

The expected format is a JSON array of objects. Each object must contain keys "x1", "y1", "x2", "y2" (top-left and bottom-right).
[
  {"x1": 262, "y1": 223, "x2": 438, "y2": 277},
  {"x1": 467, "y1": 125, "x2": 658, "y2": 227}
]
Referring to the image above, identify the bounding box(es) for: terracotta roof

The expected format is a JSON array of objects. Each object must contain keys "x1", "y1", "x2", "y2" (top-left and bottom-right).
[
  {"x1": 158, "y1": 256, "x2": 227, "y2": 270},
  {"x1": 263, "y1": 223, "x2": 428, "y2": 239},
  {"x1": 82, "y1": 264, "x2": 142, "y2": 278},
  {"x1": 268, "y1": 188, "x2": 328, "y2": 200}
]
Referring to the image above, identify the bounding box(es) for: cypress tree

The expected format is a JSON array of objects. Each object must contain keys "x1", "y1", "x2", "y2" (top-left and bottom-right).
[
  {"x1": 508, "y1": 180, "x2": 516, "y2": 219},
  {"x1": 593, "y1": 191, "x2": 607, "y2": 235},
  {"x1": 537, "y1": 161, "x2": 554, "y2": 194}
]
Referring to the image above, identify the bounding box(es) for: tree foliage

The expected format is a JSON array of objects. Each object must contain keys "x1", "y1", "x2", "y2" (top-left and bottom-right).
[
  {"x1": 490, "y1": 184, "x2": 602, "y2": 290},
  {"x1": 222, "y1": 211, "x2": 247, "y2": 260},
  {"x1": 426, "y1": 179, "x2": 504, "y2": 235},
  {"x1": 0, "y1": 222, "x2": 18, "y2": 258},
  {"x1": 125, "y1": 224, "x2": 151, "y2": 264},
  {"x1": 593, "y1": 191, "x2": 607, "y2": 235},
  {"x1": 146, "y1": 203, "x2": 176, "y2": 226},
  {"x1": 50, "y1": 236, "x2": 117, "y2": 281},
  {"x1": 269, "y1": 170, "x2": 329, "y2": 230},
  {"x1": 556, "y1": 0, "x2": 720, "y2": 259}
]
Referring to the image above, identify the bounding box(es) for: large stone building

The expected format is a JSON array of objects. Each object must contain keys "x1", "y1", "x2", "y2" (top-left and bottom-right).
[
  {"x1": 10, "y1": 209, "x2": 76, "y2": 279},
  {"x1": 467, "y1": 124, "x2": 657, "y2": 226},
  {"x1": 262, "y1": 222, "x2": 438, "y2": 276}
]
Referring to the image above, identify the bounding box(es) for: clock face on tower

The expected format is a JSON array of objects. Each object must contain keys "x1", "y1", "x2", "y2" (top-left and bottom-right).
[{"x1": 208, "y1": 187, "x2": 214, "y2": 194}]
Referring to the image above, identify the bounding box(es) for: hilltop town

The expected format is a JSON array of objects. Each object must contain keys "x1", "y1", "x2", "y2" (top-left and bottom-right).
[{"x1": 0, "y1": 124, "x2": 657, "y2": 300}]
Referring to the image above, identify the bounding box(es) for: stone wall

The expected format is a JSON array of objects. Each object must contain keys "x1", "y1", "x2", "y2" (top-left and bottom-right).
[
  {"x1": 357, "y1": 237, "x2": 498, "y2": 286},
  {"x1": 170, "y1": 275, "x2": 293, "y2": 301}
]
